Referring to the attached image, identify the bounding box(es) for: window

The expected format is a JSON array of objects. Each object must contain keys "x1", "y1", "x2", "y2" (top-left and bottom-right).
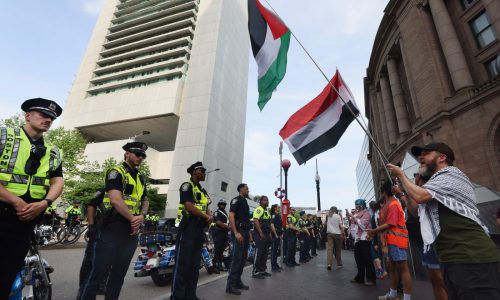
[
  {"x1": 485, "y1": 55, "x2": 500, "y2": 78},
  {"x1": 461, "y1": 0, "x2": 477, "y2": 9},
  {"x1": 220, "y1": 181, "x2": 228, "y2": 192},
  {"x1": 150, "y1": 178, "x2": 170, "y2": 185},
  {"x1": 470, "y1": 12, "x2": 496, "y2": 49}
]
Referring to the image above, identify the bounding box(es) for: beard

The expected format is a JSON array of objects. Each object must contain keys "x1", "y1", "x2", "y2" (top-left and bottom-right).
[{"x1": 419, "y1": 156, "x2": 438, "y2": 177}]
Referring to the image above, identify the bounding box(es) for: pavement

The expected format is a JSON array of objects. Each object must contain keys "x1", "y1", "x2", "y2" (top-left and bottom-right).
[{"x1": 41, "y1": 246, "x2": 434, "y2": 300}]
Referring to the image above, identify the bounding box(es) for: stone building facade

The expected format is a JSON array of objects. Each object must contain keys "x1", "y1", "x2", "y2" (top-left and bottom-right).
[{"x1": 364, "y1": 0, "x2": 500, "y2": 194}]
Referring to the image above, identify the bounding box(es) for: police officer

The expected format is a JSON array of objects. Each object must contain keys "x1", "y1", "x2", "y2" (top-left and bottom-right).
[
  {"x1": 65, "y1": 200, "x2": 82, "y2": 227},
  {"x1": 212, "y1": 199, "x2": 229, "y2": 272},
  {"x1": 79, "y1": 142, "x2": 149, "y2": 300},
  {"x1": 252, "y1": 196, "x2": 272, "y2": 278},
  {"x1": 298, "y1": 211, "x2": 311, "y2": 263},
  {"x1": 171, "y1": 161, "x2": 212, "y2": 300},
  {"x1": 270, "y1": 204, "x2": 283, "y2": 272},
  {"x1": 226, "y1": 183, "x2": 251, "y2": 295},
  {"x1": 0, "y1": 98, "x2": 63, "y2": 299},
  {"x1": 285, "y1": 207, "x2": 300, "y2": 267},
  {"x1": 79, "y1": 188, "x2": 107, "y2": 294}
]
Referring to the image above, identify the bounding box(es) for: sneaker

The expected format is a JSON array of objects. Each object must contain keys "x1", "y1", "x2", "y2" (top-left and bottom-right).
[
  {"x1": 262, "y1": 272, "x2": 272, "y2": 277},
  {"x1": 293, "y1": 262, "x2": 301, "y2": 266},
  {"x1": 364, "y1": 281, "x2": 376, "y2": 286},
  {"x1": 327, "y1": 265, "x2": 332, "y2": 270},
  {"x1": 378, "y1": 294, "x2": 399, "y2": 300},
  {"x1": 350, "y1": 278, "x2": 364, "y2": 284},
  {"x1": 252, "y1": 273, "x2": 265, "y2": 279}
]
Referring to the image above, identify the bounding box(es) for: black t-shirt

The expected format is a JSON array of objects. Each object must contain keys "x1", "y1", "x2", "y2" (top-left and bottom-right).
[
  {"x1": 272, "y1": 213, "x2": 283, "y2": 234},
  {"x1": 229, "y1": 195, "x2": 250, "y2": 226},
  {"x1": 213, "y1": 208, "x2": 228, "y2": 230},
  {"x1": 105, "y1": 162, "x2": 147, "y2": 200}
]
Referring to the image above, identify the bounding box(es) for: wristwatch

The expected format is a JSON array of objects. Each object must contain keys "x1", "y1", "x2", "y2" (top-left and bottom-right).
[
  {"x1": 396, "y1": 192, "x2": 406, "y2": 198},
  {"x1": 43, "y1": 199, "x2": 53, "y2": 206}
]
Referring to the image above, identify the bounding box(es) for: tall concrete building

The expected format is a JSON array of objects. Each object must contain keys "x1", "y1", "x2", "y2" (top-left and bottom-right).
[
  {"x1": 364, "y1": 0, "x2": 500, "y2": 234},
  {"x1": 61, "y1": 0, "x2": 250, "y2": 217},
  {"x1": 355, "y1": 136, "x2": 375, "y2": 204}
]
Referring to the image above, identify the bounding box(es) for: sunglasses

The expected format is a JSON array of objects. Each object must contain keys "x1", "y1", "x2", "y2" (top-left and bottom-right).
[{"x1": 131, "y1": 151, "x2": 146, "y2": 158}]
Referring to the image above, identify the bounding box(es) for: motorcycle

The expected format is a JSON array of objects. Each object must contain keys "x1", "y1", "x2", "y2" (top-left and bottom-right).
[
  {"x1": 9, "y1": 230, "x2": 54, "y2": 300},
  {"x1": 134, "y1": 230, "x2": 176, "y2": 286},
  {"x1": 133, "y1": 224, "x2": 231, "y2": 286}
]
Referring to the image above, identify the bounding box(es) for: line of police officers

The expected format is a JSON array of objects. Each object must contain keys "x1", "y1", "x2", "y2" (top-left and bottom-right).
[{"x1": 0, "y1": 98, "x2": 321, "y2": 300}]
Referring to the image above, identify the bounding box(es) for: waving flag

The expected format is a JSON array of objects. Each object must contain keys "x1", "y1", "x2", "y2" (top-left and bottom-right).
[
  {"x1": 279, "y1": 70, "x2": 359, "y2": 165},
  {"x1": 248, "y1": 0, "x2": 290, "y2": 110}
]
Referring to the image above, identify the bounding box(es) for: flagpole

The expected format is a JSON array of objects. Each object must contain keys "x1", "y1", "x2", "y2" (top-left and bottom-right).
[{"x1": 263, "y1": 0, "x2": 393, "y2": 183}]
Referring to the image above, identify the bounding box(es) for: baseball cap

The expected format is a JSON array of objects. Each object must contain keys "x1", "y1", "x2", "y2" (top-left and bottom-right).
[{"x1": 410, "y1": 142, "x2": 455, "y2": 164}]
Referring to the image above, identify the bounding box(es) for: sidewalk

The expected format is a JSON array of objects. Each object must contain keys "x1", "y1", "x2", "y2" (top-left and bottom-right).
[{"x1": 183, "y1": 248, "x2": 433, "y2": 300}]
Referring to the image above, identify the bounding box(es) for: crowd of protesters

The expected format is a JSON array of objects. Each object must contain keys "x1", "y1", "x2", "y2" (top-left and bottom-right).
[{"x1": 323, "y1": 142, "x2": 499, "y2": 300}]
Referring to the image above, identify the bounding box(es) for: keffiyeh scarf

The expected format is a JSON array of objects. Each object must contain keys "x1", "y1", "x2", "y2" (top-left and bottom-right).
[{"x1": 419, "y1": 166, "x2": 488, "y2": 252}]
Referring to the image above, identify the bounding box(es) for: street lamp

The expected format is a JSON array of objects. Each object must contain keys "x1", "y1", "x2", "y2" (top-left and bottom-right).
[
  {"x1": 315, "y1": 159, "x2": 321, "y2": 212},
  {"x1": 281, "y1": 159, "x2": 291, "y2": 199},
  {"x1": 130, "y1": 130, "x2": 150, "y2": 141},
  {"x1": 206, "y1": 168, "x2": 220, "y2": 175}
]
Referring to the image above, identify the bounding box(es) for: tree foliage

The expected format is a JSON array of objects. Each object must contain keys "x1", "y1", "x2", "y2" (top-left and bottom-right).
[
  {"x1": 0, "y1": 112, "x2": 25, "y2": 127},
  {"x1": 45, "y1": 127, "x2": 87, "y2": 178}
]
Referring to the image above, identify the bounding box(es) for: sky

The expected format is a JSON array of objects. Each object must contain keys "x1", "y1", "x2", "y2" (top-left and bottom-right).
[{"x1": 0, "y1": 0, "x2": 386, "y2": 212}]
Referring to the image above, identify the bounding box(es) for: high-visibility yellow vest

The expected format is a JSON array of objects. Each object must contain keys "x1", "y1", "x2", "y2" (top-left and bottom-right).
[
  {"x1": 175, "y1": 180, "x2": 208, "y2": 225},
  {"x1": 45, "y1": 204, "x2": 57, "y2": 214},
  {"x1": 286, "y1": 215, "x2": 297, "y2": 229},
  {"x1": 102, "y1": 165, "x2": 144, "y2": 215},
  {"x1": 0, "y1": 127, "x2": 61, "y2": 200},
  {"x1": 65, "y1": 206, "x2": 81, "y2": 216}
]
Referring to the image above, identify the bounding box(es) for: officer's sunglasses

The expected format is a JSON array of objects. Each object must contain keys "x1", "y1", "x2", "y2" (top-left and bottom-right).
[{"x1": 131, "y1": 151, "x2": 146, "y2": 158}]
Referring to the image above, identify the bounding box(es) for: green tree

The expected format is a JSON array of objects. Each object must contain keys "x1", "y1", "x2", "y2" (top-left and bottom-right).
[
  {"x1": 45, "y1": 127, "x2": 87, "y2": 178},
  {"x1": 0, "y1": 112, "x2": 25, "y2": 127}
]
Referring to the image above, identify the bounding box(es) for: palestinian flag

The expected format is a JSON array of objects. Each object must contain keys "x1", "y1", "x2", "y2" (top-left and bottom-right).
[
  {"x1": 248, "y1": 0, "x2": 290, "y2": 111},
  {"x1": 279, "y1": 70, "x2": 359, "y2": 165}
]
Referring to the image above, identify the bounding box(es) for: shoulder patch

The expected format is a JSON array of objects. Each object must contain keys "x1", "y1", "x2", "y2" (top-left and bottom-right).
[
  {"x1": 181, "y1": 183, "x2": 191, "y2": 192},
  {"x1": 231, "y1": 198, "x2": 238, "y2": 205},
  {"x1": 256, "y1": 208, "x2": 262, "y2": 214},
  {"x1": 108, "y1": 170, "x2": 119, "y2": 180}
]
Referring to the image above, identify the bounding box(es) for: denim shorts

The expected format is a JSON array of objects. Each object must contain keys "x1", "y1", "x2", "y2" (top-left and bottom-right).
[
  {"x1": 420, "y1": 248, "x2": 440, "y2": 270},
  {"x1": 388, "y1": 245, "x2": 407, "y2": 262}
]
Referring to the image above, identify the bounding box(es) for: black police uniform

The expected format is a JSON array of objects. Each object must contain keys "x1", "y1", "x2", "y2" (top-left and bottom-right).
[
  {"x1": 212, "y1": 208, "x2": 229, "y2": 270},
  {"x1": 0, "y1": 128, "x2": 63, "y2": 299},
  {"x1": 79, "y1": 188, "x2": 106, "y2": 289},
  {"x1": 226, "y1": 195, "x2": 250, "y2": 291},
  {"x1": 79, "y1": 162, "x2": 147, "y2": 300},
  {"x1": 298, "y1": 218, "x2": 309, "y2": 262},
  {"x1": 252, "y1": 207, "x2": 271, "y2": 276},
  {"x1": 285, "y1": 215, "x2": 298, "y2": 266},
  {"x1": 271, "y1": 212, "x2": 283, "y2": 270},
  {"x1": 310, "y1": 219, "x2": 318, "y2": 256},
  {"x1": 171, "y1": 180, "x2": 208, "y2": 300}
]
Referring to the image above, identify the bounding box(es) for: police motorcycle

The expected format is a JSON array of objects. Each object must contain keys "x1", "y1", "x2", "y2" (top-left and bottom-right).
[{"x1": 9, "y1": 229, "x2": 54, "y2": 300}]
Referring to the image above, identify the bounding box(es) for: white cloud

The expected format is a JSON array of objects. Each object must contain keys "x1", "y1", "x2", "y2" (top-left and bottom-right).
[{"x1": 81, "y1": 0, "x2": 103, "y2": 16}]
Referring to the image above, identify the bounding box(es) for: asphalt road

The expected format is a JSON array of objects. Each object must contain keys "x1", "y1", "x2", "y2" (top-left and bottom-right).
[
  {"x1": 40, "y1": 247, "x2": 222, "y2": 300},
  {"x1": 41, "y1": 246, "x2": 434, "y2": 300}
]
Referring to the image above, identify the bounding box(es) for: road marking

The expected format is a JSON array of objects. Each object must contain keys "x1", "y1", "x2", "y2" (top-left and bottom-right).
[{"x1": 150, "y1": 265, "x2": 252, "y2": 300}]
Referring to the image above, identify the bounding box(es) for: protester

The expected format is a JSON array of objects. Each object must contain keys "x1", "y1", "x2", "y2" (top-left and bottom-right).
[
  {"x1": 387, "y1": 142, "x2": 499, "y2": 299},
  {"x1": 400, "y1": 173, "x2": 447, "y2": 300},
  {"x1": 369, "y1": 201, "x2": 387, "y2": 279},
  {"x1": 368, "y1": 182, "x2": 412, "y2": 300},
  {"x1": 348, "y1": 199, "x2": 376, "y2": 286},
  {"x1": 326, "y1": 206, "x2": 344, "y2": 270}
]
